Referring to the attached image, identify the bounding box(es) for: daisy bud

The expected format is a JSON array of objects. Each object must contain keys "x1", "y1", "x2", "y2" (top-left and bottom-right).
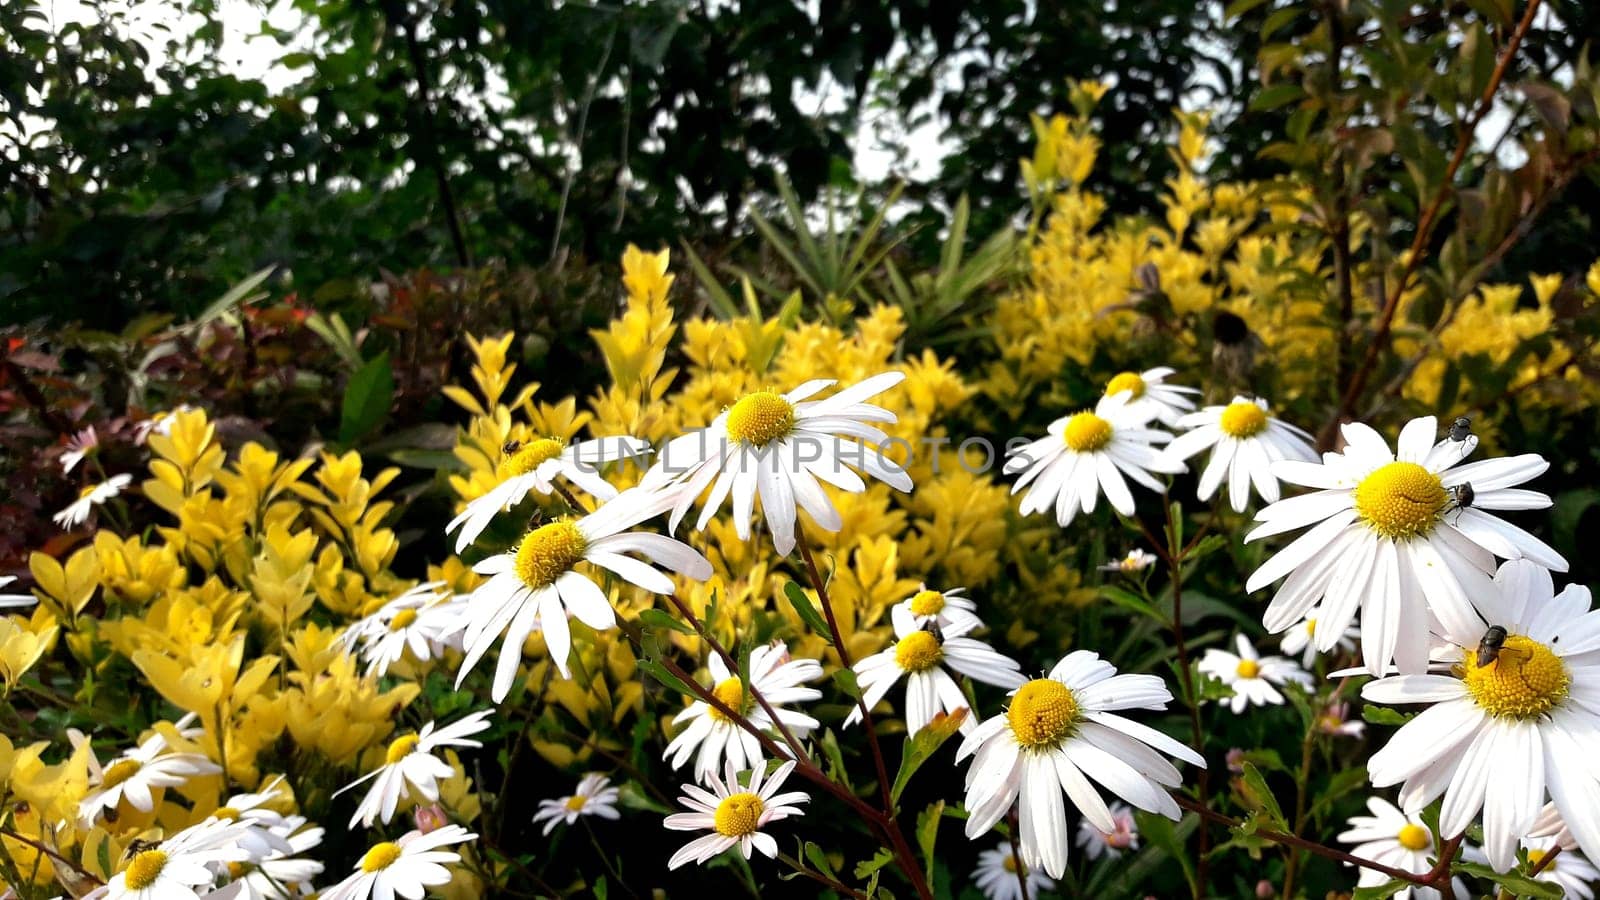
[{"x1": 413, "y1": 804, "x2": 449, "y2": 833}]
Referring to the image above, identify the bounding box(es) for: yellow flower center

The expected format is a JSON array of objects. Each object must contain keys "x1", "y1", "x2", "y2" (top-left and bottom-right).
[
  {"x1": 388, "y1": 609, "x2": 419, "y2": 632},
  {"x1": 1063, "y1": 412, "x2": 1114, "y2": 453},
  {"x1": 713, "y1": 792, "x2": 765, "y2": 837},
  {"x1": 1002, "y1": 854, "x2": 1018, "y2": 873},
  {"x1": 1218, "y1": 401, "x2": 1268, "y2": 438},
  {"x1": 213, "y1": 806, "x2": 240, "y2": 821},
  {"x1": 909, "y1": 590, "x2": 945, "y2": 617},
  {"x1": 1235, "y1": 659, "x2": 1261, "y2": 679},
  {"x1": 124, "y1": 849, "x2": 168, "y2": 889},
  {"x1": 227, "y1": 861, "x2": 249, "y2": 878},
  {"x1": 360, "y1": 841, "x2": 403, "y2": 873},
  {"x1": 1306, "y1": 619, "x2": 1317, "y2": 637},
  {"x1": 725, "y1": 392, "x2": 795, "y2": 446},
  {"x1": 513, "y1": 521, "x2": 588, "y2": 589},
  {"x1": 501, "y1": 438, "x2": 566, "y2": 477},
  {"x1": 1007, "y1": 679, "x2": 1080, "y2": 749},
  {"x1": 1105, "y1": 372, "x2": 1146, "y2": 399},
  {"x1": 1396, "y1": 823, "x2": 1431, "y2": 851},
  {"x1": 894, "y1": 630, "x2": 944, "y2": 673},
  {"x1": 1353, "y1": 462, "x2": 1447, "y2": 540},
  {"x1": 708, "y1": 677, "x2": 747, "y2": 723},
  {"x1": 1462, "y1": 634, "x2": 1569, "y2": 720},
  {"x1": 385, "y1": 734, "x2": 420, "y2": 764},
  {"x1": 100, "y1": 758, "x2": 142, "y2": 790},
  {"x1": 1529, "y1": 848, "x2": 1553, "y2": 870},
  {"x1": 565, "y1": 795, "x2": 588, "y2": 812}
]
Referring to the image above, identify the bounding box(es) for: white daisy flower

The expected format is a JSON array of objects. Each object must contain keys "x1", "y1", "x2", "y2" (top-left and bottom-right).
[
  {"x1": 1362, "y1": 559, "x2": 1600, "y2": 873},
  {"x1": 104, "y1": 817, "x2": 254, "y2": 900},
  {"x1": 531, "y1": 773, "x2": 622, "y2": 835},
  {"x1": 665, "y1": 642, "x2": 823, "y2": 781},
  {"x1": 60, "y1": 426, "x2": 99, "y2": 474},
  {"x1": 1005, "y1": 391, "x2": 1185, "y2": 527},
  {"x1": 971, "y1": 842, "x2": 1055, "y2": 900},
  {"x1": 223, "y1": 815, "x2": 325, "y2": 900},
  {"x1": 1162, "y1": 395, "x2": 1317, "y2": 512},
  {"x1": 643, "y1": 372, "x2": 913, "y2": 556},
  {"x1": 846, "y1": 616, "x2": 1026, "y2": 736},
  {"x1": 663, "y1": 760, "x2": 809, "y2": 869},
  {"x1": 1102, "y1": 367, "x2": 1198, "y2": 426},
  {"x1": 0, "y1": 576, "x2": 36, "y2": 609},
  {"x1": 1530, "y1": 801, "x2": 1579, "y2": 850},
  {"x1": 1098, "y1": 549, "x2": 1159, "y2": 574},
  {"x1": 1198, "y1": 634, "x2": 1314, "y2": 713},
  {"x1": 890, "y1": 585, "x2": 985, "y2": 636},
  {"x1": 458, "y1": 485, "x2": 712, "y2": 699},
  {"x1": 337, "y1": 581, "x2": 457, "y2": 677},
  {"x1": 205, "y1": 775, "x2": 299, "y2": 863},
  {"x1": 1245, "y1": 416, "x2": 1566, "y2": 676},
  {"x1": 319, "y1": 824, "x2": 476, "y2": 900},
  {"x1": 335, "y1": 710, "x2": 493, "y2": 828},
  {"x1": 1076, "y1": 801, "x2": 1139, "y2": 860},
  {"x1": 1514, "y1": 836, "x2": 1598, "y2": 900},
  {"x1": 54, "y1": 473, "x2": 132, "y2": 529},
  {"x1": 957, "y1": 650, "x2": 1206, "y2": 878},
  {"x1": 78, "y1": 716, "x2": 221, "y2": 826},
  {"x1": 1336, "y1": 796, "x2": 1467, "y2": 900},
  {"x1": 1279, "y1": 609, "x2": 1360, "y2": 669},
  {"x1": 445, "y1": 435, "x2": 651, "y2": 552}
]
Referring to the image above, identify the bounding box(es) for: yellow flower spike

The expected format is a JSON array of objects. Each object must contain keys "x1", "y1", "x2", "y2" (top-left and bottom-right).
[
  {"x1": 0, "y1": 616, "x2": 59, "y2": 690},
  {"x1": 28, "y1": 545, "x2": 100, "y2": 619},
  {"x1": 3, "y1": 736, "x2": 91, "y2": 828},
  {"x1": 284, "y1": 653, "x2": 418, "y2": 765},
  {"x1": 1530, "y1": 272, "x2": 1562, "y2": 306},
  {"x1": 93, "y1": 532, "x2": 185, "y2": 607},
  {"x1": 132, "y1": 635, "x2": 278, "y2": 720},
  {"x1": 143, "y1": 408, "x2": 225, "y2": 515},
  {"x1": 248, "y1": 523, "x2": 319, "y2": 632}
]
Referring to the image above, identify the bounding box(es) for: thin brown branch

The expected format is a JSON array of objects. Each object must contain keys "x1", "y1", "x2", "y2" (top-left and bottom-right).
[
  {"x1": 1319, "y1": 0, "x2": 1543, "y2": 449},
  {"x1": 1173, "y1": 796, "x2": 1464, "y2": 886}
]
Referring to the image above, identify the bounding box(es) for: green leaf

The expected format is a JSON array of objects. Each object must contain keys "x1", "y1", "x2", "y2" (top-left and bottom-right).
[
  {"x1": 853, "y1": 847, "x2": 894, "y2": 881},
  {"x1": 1249, "y1": 83, "x2": 1307, "y2": 112},
  {"x1": 783, "y1": 581, "x2": 832, "y2": 640},
  {"x1": 1238, "y1": 762, "x2": 1289, "y2": 831},
  {"x1": 891, "y1": 710, "x2": 967, "y2": 805},
  {"x1": 1351, "y1": 879, "x2": 1409, "y2": 900},
  {"x1": 614, "y1": 780, "x2": 673, "y2": 815},
  {"x1": 802, "y1": 842, "x2": 838, "y2": 880},
  {"x1": 1362, "y1": 705, "x2": 1416, "y2": 726},
  {"x1": 637, "y1": 659, "x2": 698, "y2": 699},
  {"x1": 338, "y1": 352, "x2": 394, "y2": 445},
  {"x1": 915, "y1": 800, "x2": 944, "y2": 893},
  {"x1": 593, "y1": 875, "x2": 608, "y2": 900},
  {"x1": 195, "y1": 265, "x2": 274, "y2": 324},
  {"x1": 638, "y1": 608, "x2": 694, "y2": 636},
  {"x1": 1138, "y1": 811, "x2": 1199, "y2": 896},
  {"x1": 1099, "y1": 585, "x2": 1163, "y2": 622},
  {"x1": 817, "y1": 729, "x2": 854, "y2": 791},
  {"x1": 832, "y1": 667, "x2": 862, "y2": 701},
  {"x1": 1454, "y1": 861, "x2": 1563, "y2": 898}
]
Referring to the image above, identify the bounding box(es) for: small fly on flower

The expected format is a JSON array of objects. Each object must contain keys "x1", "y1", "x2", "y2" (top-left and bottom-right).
[
  {"x1": 123, "y1": 838, "x2": 160, "y2": 857},
  {"x1": 1447, "y1": 416, "x2": 1473, "y2": 443},
  {"x1": 1466, "y1": 624, "x2": 1534, "y2": 690},
  {"x1": 502, "y1": 439, "x2": 522, "y2": 456},
  {"x1": 1446, "y1": 482, "x2": 1475, "y2": 523},
  {"x1": 918, "y1": 619, "x2": 945, "y2": 643}
]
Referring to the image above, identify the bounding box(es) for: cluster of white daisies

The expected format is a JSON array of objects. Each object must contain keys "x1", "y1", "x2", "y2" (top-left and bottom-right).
[{"x1": 68, "y1": 366, "x2": 1600, "y2": 898}]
